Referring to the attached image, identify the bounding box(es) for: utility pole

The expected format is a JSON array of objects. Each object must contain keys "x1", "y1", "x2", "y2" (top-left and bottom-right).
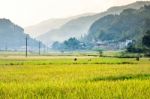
[
  {"x1": 13, "y1": 24, "x2": 15, "y2": 52},
  {"x1": 26, "y1": 34, "x2": 28, "y2": 57},
  {"x1": 39, "y1": 41, "x2": 41, "y2": 55},
  {"x1": 5, "y1": 43, "x2": 7, "y2": 52},
  {"x1": 44, "y1": 46, "x2": 47, "y2": 54}
]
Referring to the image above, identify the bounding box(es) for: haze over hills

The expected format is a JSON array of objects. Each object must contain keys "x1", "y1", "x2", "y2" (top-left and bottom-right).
[
  {"x1": 35, "y1": 1, "x2": 150, "y2": 45},
  {"x1": 25, "y1": 13, "x2": 95, "y2": 37},
  {"x1": 0, "y1": 19, "x2": 43, "y2": 50},
  {"x1": 51, "y1": 5, "x2": 150, "y2": 51}
]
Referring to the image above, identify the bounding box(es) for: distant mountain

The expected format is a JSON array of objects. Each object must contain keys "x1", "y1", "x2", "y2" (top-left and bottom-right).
[
  {"x1": 25, "y1": 13, "x2": 95, "y2": 37},
  {"x1": 37, "y1": 1, "x2": 150, "y2": 45},
  {"x1": 0, "y1": 19, "x2": 42, "y2": 50},
  {"x1": 86, "y1": 5, "x2": 150, "y2": 44},
  {"x1": 25, "y1": 18, "x2": 70, "y2": 37}
]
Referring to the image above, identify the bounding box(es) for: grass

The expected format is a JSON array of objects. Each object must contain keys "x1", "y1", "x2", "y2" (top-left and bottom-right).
[{"x1": 0, "y1": 56, "x2": 149, "y2": 99}]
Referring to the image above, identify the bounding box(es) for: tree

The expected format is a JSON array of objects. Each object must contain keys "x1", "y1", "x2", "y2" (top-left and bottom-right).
[
  {"x1": 95, "y1": 48, "x2": 103, "y2": 57},
  {"x1": 64, "y1": 37, "x2": 80, "y2": 50},
  {"x1": 52, "y1": 41, "x2": 62, "y2": 50},
  {"x1": 127, "y1": 42, "x2": 135, "y2": 52},
  {"x1": 142, "y1": 30, "x2": 150, "y2": 56},
  {"x1": 126, "y1": 40, "x2": 143, "y2": 53},
  {"x1": 52, "y1": 37, "x2": 82, "y2": 51}
]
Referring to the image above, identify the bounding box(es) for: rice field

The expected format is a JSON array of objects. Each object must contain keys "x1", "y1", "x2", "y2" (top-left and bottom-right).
[{"x1": 0, "y1": 55, "x2": 150, "y2": 99}]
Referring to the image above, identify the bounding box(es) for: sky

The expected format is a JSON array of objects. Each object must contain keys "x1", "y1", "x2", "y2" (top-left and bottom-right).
[{"x1": 0, "y1": 0, "x2": 149, "y2": 27}]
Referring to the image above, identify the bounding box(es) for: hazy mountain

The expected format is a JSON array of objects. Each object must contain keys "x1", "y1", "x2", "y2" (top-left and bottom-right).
[
  {"x1": 86, "y1": 5, "x2": 150, "y2": 43},
  {"x1": 0, "y1": 19, "x2": 42, "y2": 50},
  {"x1": 37, "y1": 1, "x2": 150, "y2": 45},
  {"x1": 25, "y1": 18, "x2": 71, "y2": 37},
  {"x1": 25, "y1": 13, "x2": 95, "y2": 37}
]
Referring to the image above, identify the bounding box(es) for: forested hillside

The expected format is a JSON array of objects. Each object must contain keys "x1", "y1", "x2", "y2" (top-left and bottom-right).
[{"x1": 86, "y1": 5, "x2": 150, "y2": 45}]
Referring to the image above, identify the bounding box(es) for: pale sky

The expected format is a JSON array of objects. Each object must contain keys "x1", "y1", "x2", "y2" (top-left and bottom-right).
[{"x1": 0, "y1": 0, "x2": 148, "y2": 27}]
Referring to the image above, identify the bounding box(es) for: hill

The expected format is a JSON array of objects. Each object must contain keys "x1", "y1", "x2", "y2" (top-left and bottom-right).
[
  {"x1": 86, "y1": 5, "x2": 150, "y2": 45},
  {"x1": 0, "y1": 19, "x2": 42, "y2": 50},
  {"x1": 25, "y1": 13, "x2": 95, "y2": 37}
]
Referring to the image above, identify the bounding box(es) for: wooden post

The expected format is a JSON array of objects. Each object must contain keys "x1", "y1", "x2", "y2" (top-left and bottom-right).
[
  {"x1": 26, "y1": 34, "x2": 28, "y2": 57},
  {"x1": 39, "y1": 41, "x2": 41, "y2": 55}
]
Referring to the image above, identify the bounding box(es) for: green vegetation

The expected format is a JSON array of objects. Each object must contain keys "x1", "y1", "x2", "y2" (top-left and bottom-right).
[
  {"x1": 126, "y1": 30, "x2": 150, "y2": 56},
  {"x1": 0, "y1": 55, "x2": 149, "y2": 98},
  {"x1": 142, "y1": 30, "x2": 150, "y2": 56}
]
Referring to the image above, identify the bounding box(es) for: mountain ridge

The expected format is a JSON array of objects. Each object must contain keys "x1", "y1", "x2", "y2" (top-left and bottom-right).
[
  {"x1": 25, "y1": 13, "x2": 95, "y2": 37},
  {"x1": 37, "y1": 1, "x2": 150, "y2": 45}
]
